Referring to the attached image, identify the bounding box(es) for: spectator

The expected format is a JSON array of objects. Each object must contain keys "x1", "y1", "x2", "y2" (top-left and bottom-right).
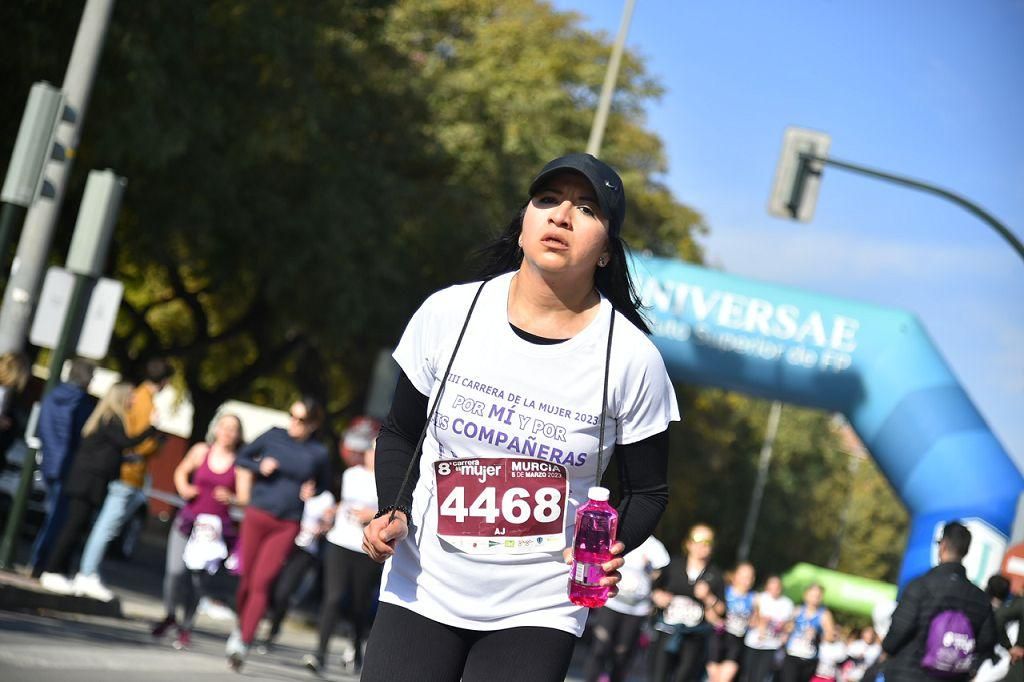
[
  {"x1": 582, "y1": 535, "x2": 671, "y2": 682},
  {"x1": 742, "y1": 574, "x2": 795, "y2": 682},
  {"x1": 38, "y1": 383, "x2": 156, "y2": 599},
  {"x1": 881, "y1": 521, "x2": 996, "y2": 680},
  {"x1": 974, "y1": 574, "x2": 1015, "y2": 682},
  {"x1": 29, "y1": 358, "x2": 96, "y2": 576},
  {"x1": 225, "y1": 395, "x2": 331, "y2": 671},
  {"x1": 76, "y1": 358, "x2": 173, "y2": 593},
  {"x1": 0, "y1": 351, "x2": 30, "y2": 467},
  {"x1": 151, "y1": 413, "x2": 244, "y2": 650},
  {"x1": 995, "y1": 583, "x2": 1023, "y2": 682}
]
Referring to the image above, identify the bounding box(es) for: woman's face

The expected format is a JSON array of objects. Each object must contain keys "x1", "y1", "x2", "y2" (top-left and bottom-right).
[
  {"x1": 215, "y1": 416, "x2": 241, "y2": 450},
  {"x1": 520, "y1": 172, "x2": 610, "y2": 281},
  {"x1": 287, "y1": 401, "x2": 318, "y2": 441},
  {"x1": 733, "y1": 564, "x2": 756, "y2": 592},
  {"x1": 765, "y1": 576, "x2": 783, "y2": 598},
  {"x1": 685, "y1": 525, "x2": 714, "y2": 561},
  {"x1": 805, "y1": 585, "x2": 823, "y2": 607}
]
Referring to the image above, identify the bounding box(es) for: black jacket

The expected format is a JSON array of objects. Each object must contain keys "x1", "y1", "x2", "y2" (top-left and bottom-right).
[
  {"x1": 881, "y1": 562, "x2": 996, "y2": 681},
  {"x1": 64, "y1": 418, "x2": 156, "y2": 505}
]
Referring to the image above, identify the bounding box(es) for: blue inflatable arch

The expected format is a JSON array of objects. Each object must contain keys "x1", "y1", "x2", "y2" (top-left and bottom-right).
[{"x1": 632, "y1": 254, "x2": 1023, "y2": 587}]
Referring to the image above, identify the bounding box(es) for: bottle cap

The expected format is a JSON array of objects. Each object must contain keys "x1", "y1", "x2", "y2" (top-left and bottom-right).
[{"x1": 588, "y1": 486, "x2": 610, "y2": 502}]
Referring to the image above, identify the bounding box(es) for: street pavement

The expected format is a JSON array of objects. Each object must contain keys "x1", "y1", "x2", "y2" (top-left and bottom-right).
[{"x1": 0, "y1": 518, "x2": 646, "y2": 680}]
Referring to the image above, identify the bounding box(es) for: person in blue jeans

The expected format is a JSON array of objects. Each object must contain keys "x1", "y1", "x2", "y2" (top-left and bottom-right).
[
  {"x1": 30, "y1": 359, "x2": 96, "y2": 577},
  {"x1": 74, "y1": 358, "x2": 172, "y2": 601}
]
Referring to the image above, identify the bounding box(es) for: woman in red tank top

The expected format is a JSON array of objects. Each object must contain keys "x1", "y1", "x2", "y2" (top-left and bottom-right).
[{"x1": 151, "y1": 413, "x2": 243, "y2": 649}]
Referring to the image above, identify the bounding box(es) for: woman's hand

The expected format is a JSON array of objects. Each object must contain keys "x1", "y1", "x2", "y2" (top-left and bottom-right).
[
  {"x1": 563, "y1": 540, "x2": 626, "y2": 597},
  {"x1": 693, "y1": 579, "x2": 710, "y2": 601},
  {"x1": 258, "y1": 456, "x2": 279, "y2": 477},
  {"x1": 178, "y1": 483, "x2": 199, "y2": 501},
  {"x1": 299, "y1": 479, "x2": 315, "y2": 501},
  {"x1": 212, "y1": 486, "x2": 233, "y2": 504},
  {"x1": 362, "y1": 511, "x2": 409, "y2": 563}
]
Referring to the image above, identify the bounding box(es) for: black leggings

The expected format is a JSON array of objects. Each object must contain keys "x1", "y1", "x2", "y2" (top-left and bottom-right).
[
  {"x1": 780, "y1": 654, "x2": 817, "y2": 682},
  {"x1": 45, "y1": 495, "x2": 101, "y2": 575},
  {"x1": 317, "y1": 543, "x2": 382, "y2": 661},
  {"x1": 361, "y1": 603, "x2": 577, "y2": 682},
  {"x1": 649, "y1": 630, "x2": 708, "y2": 682},
  {"x1": 583, "y1": 607, "x2": 646, "y2": 682},
  {"x1": 741, "y1": 646, "x2": 779, "y2": 682}
]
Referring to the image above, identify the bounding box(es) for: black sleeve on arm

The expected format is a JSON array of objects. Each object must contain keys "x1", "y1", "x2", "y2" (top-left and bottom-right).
[
  {"x1": 375, "y1": 371, "x2": 429, "y2": 511},
  {"x1": 613, "y1": 429, "x2": 670, "y2": 555}
]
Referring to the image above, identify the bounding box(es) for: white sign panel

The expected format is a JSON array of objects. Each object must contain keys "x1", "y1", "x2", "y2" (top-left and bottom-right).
[
  {"x1": 29, "y1": 267, "x2": 74, "y2": 348},
  {"x1": 77, "y1": 278, "x2": 123, "y2": 359},
  {"x1": 29, "y1": 266, "x2": 123, "y2": 359}
]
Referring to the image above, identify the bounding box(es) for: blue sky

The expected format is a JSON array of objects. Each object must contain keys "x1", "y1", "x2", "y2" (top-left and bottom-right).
[{"x1": 553, "y1": 0, "x2": 1024, "y2": 469}]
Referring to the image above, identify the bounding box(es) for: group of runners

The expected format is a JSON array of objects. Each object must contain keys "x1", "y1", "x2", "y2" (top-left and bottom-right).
[{"x1": 583, "y1": 525, "x2": 883, "y2": 682}]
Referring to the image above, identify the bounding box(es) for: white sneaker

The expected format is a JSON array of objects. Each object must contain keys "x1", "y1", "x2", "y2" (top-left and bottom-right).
[
  {"x1": 39, "y1": 572, "x2": 74, "y2": 594},
  {"x1": 72, "y1": 573, "x2": 115, "y2": 602}
]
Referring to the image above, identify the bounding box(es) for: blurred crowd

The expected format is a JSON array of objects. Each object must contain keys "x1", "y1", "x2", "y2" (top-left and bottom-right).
[{"x1": 5, "y1": 353, "x2": 1022, "y2": 681}]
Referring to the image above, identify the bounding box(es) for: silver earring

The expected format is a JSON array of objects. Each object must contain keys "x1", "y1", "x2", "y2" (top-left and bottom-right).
[
  {"x1": 518, "y1": 237, "x2": 523, "y2": 248},
  {"x1": 598, "y1": 257, "x2": 607, "y2": 267}
]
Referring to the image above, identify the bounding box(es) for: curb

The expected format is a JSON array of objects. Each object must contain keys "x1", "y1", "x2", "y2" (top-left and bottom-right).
[{"x1": 0, "y1": 573, "x2": 123, "y2": 618}]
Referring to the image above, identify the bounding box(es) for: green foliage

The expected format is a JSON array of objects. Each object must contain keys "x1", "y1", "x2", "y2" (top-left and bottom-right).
[
  {"x1": 1, "y1": 0, "x2": 905, "y2": 581},
  {"x1": 657, "y1": 391, "x2": 908, "y2": 583}
]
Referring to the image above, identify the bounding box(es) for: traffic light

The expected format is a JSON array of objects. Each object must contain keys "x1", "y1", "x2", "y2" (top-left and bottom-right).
[
  {"x1": 0, "y1": 82, "x2": 65, "y2": 207},
  {"x1": 768, "y1": 127, "x2": 831, "y2": 222}
]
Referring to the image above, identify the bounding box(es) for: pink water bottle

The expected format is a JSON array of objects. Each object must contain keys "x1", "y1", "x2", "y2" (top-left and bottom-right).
[{"x1": 568, "y1": 486, "x2": 618, "y2": 608}]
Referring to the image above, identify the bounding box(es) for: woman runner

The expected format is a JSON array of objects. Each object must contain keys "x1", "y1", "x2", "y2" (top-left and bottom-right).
[{"x1": 360, "y1": 153, "x2": 679, "y2": 682}]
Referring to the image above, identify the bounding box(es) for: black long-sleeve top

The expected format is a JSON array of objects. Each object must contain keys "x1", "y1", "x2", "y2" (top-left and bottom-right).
[
  {"x1": 65, "y1": 417, "x2": 158, "y2": 504},
  {"x1": 376, "y1": 368, "x2": 670, "y2": 555}
]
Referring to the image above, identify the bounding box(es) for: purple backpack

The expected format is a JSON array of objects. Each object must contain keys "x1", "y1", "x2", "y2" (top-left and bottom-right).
[{"x1": 920, "y1": 609, "x2": 975, "y2": 676}]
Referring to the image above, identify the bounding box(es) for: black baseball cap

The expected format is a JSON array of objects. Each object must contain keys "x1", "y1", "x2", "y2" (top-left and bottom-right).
[{"x1": 528, "y1": 153, "x2": 627, "y2": 237}]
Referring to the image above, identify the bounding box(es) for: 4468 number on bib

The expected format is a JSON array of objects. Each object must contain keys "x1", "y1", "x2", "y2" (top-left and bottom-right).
[{"x1": 433, "y1": 457, "x2": 568, "y2": 555}]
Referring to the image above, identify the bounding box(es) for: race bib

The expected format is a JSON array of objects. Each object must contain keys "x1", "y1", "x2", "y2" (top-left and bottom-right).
[
  {"x1": 788, "y1": 633, "x2": 818, "y2": 660},
  {"x1": 663, "y1": 595, "x2": 704, "y2": 627},
  {"x1": 433, "y1": 457, "x2": 568, "y2": 554},
  {"x1": 726, "y1": 611, "x2": 751, "y2": 637}
]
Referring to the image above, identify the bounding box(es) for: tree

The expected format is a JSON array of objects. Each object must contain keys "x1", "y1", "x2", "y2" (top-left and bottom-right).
[{"x1": 0, "y1": 0, "x2": 705, "y2": 440}]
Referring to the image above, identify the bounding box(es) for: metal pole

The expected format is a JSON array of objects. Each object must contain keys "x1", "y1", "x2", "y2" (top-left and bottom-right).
[
  {"x1": 586, "y1": 0, "x2": 637, "y2": 158},
  {"x1": 737, "y1": 401, "x2": 783, "y2": 562},
  {"x1": 803, "y1": 153, "x2": 1024, "y2": 265},
  {"x1": 0, "y1": 275, "x2": 93, "y2": 569},
  {"x1": 0, "y1": 203, "x2": 27, "y2": 272},
  {"x1": 828, "y1": 452, "x2": 862, "y2": 570},
  {"x1": 0, "y1": 0, "x2": 116, "y2": 354}
]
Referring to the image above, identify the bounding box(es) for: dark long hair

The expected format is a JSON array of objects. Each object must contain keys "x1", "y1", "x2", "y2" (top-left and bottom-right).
[{"x1": 474, "y1": 203, "x2": 651, "y2": 334}]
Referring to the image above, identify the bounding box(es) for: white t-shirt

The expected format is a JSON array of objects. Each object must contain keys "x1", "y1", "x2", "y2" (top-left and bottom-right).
[
  {"x1": 605, "y1": 536, "x2": 672, "y2": 617},
  {"x1": 295, "y1": 491, "x2": 336, "y2": 555},
  {"x1": 326, "y1": 465, "x2": 378, "y2": 552},
  {"x1": 380, "y1": 273, "x2": 680, "y2": 636},
  {"x1": 744, "y1": 592, "x2": 795, "y2": 650},
  {"x1": 815, "y1": 640, "x2": 847, "y2": 679}
]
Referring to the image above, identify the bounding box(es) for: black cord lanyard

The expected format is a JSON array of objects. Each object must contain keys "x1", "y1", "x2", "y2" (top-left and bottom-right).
[{"x1": 388, "y1": 278, "x2": 616, "y2": 521}]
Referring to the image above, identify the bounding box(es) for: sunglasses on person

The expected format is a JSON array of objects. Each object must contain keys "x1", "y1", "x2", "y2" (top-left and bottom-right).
[
  {"x1": 689, "y1": 536, "x2": 714, "y2": 546},
  {"x1": 290, "y1": 412, "x2": 310, "y2": 424}
]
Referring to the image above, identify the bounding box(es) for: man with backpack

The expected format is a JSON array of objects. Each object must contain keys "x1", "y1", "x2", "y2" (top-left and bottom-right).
[{"x1": 882, "y1": 521, "x2": 996, "y2": 680}]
